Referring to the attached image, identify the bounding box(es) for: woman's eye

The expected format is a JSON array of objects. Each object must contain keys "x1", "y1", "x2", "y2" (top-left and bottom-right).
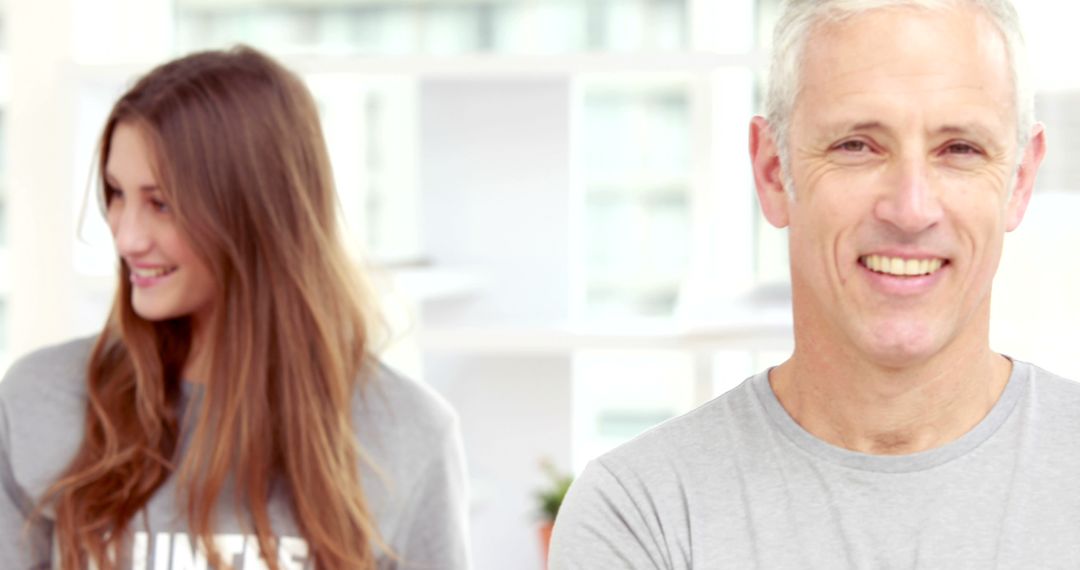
[
  {"x1": 150, "y1": 199, "x2": 171, "y2": 213},
  {"x1": 105, "y1": 186, "x2": 123, "y2": 203}
]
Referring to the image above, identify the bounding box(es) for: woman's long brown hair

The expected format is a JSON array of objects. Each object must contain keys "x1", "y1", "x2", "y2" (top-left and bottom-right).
[{"x1": 39, "y1": 46, "x2": 382, "y2": 569}]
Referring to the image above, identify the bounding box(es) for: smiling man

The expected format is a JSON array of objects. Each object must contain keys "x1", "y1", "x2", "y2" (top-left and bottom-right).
[{"x1": 549, "y1": 1, "x2": 1080, "y2": 568}]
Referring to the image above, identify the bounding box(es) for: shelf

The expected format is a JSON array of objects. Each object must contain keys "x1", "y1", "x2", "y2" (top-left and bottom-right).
[
  {"x1": 381, "y1": 265, "x2": 484, "y2": 303},
  {"x1": 417, "y1": 316, "x2": 793, "y2": 354},
  {"x1": 70, "y1": 51, "x2": 767, "y2": 82},
  {"x1": 0, "y1": 247, "x2": 7, "y2": 296}
]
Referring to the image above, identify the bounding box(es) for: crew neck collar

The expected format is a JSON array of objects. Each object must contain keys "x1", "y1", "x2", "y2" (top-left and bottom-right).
[{"x1": 752, "y1": 359, "x2": 1031, "y2": 473}]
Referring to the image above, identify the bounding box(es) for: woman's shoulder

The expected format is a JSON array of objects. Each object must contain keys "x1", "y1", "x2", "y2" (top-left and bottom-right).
[
  {"x1": 0, "y1": 335, "x2": 95, "y2": 404},
  {"x1": 351, "y1": 360, "x2": 462, "y2": 484},
  {"x1": 350, "y1": 360, "x2": 467, "y2": 540},
  {"x1": 0, "y1": 336, "x2": 95, "y2": 501},
  {"x1": 354, "y1": 361, "x2": 458, "y2": 443}
]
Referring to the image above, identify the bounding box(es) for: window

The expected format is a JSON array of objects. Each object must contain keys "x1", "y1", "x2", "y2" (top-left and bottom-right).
[
  {"x1": 0, "y1": 298, "x2": 6, "y2": 356},
  {"x1": 0, "y1": 194, "x2": 6, "y2": 248},
  {"x1": 0, "y1": 15, "x2": 8, "y2": 370},
  {"x1": 577, "y1": 78, "x2": 693, "y2": 318},
  {"x1": 304, "y1": 74, "x2": 420, "y2": 263},
  {"x1": 572, "y1": 349, "x2": 697, "y2": 470},
  {"x1": 175, "y1": 0, "x2": 689, "y2": 56}
]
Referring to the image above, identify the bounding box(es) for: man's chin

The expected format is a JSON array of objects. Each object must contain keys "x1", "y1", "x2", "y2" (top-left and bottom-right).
[{"x1": 856, "y1": 325, "x2": 947, "y2": 371}]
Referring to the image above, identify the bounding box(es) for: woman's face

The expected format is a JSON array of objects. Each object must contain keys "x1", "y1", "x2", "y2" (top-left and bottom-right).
[{"x1": 104, "y1": 123, "x2": 216, "y2": 323}]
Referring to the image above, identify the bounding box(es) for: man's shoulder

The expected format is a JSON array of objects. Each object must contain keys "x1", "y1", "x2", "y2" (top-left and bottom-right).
[
  {"x1": 595, "y1": 373, "x2": 766, "y2": 481},
  {"x1": 1023, "y1": 360, "x2": 1080, "y2": 392},
  {"x1": 1018, "y1": 359, "x2": 1080, "y2": 424},
  {"x1": 550, "y1": 374, "x2": 769, "y2": 569}
]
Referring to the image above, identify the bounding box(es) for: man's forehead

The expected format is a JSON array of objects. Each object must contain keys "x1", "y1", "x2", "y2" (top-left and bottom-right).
[
  {"x1": 801, "y1": 5, "x2": 1009, "y2": 78},
  {"x1": 808, "y1": 116, "x2": 1011, "y2": 144},
  {"x1": 791, "y1": 4, "x2": 1016, "y2": 133}
]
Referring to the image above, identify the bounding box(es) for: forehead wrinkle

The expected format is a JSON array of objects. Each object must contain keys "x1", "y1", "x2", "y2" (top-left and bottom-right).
[
  {"x1": 803, "y1": 91, "x2": 1011, "y2": 138},
  {"x1": 799, "y1": 77, "x2": 1006, "y2": 133},
  {"x1": 805, "y1": 58, "x2": 965, "y2": 92},
  {"x1": 805, "y1": 80, "x2": 1012, "y2": 116},
  {"x1": 796, "y1": 8, "x2": 1016, "y2": 112},
  {"x1": 817, "y1": 120, "x2": 890, "y2": 143},
  {"x1": 932, "y1": 123, "x2": 997, "y2": 140},
  {"x1": 803, "y1": 110, "x2": 902, "y2": 141},
  {"x1": 803, "y1": 32, "x2": 1005, "y2": 90},
  {"x1": 818, "y1": 117, "x2": 1004, "y2": 138}
]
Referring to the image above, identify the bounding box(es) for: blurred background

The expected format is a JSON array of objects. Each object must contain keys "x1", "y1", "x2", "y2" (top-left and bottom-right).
[{"x1": 0, "y1": 0, "x2": 1077, "y2": 568}]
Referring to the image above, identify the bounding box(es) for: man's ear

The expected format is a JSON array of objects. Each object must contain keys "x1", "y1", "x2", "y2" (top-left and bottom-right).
[
  {"x1": 1005, "y1": 123, "x2": 1047, "y2": 232},
  {"x1": 750, "y1": 116, "x2": 791, "y2": 228}
]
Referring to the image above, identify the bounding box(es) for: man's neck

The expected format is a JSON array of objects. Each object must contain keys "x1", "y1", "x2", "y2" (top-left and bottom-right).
[{"x1": 768, "y1": 342, "x2": 1013, "y2": 455}]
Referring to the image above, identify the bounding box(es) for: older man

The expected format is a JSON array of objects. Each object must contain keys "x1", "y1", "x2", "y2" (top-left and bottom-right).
[{"x1": 548, "y1": 0, "x2": 1079, "y2": 568}]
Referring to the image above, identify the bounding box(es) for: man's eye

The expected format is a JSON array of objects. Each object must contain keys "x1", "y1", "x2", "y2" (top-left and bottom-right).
[
  {"x1": 836, "y1": 140, "x2": 869, "y2": 152},
  {"x1": 945, "y1": 143, "x2": 980, "y2": 155}
]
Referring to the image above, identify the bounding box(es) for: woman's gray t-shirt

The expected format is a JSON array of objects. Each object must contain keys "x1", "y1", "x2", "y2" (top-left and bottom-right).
[{"x1": 0, "y1": 336, "x2": 470, "y2": 569}]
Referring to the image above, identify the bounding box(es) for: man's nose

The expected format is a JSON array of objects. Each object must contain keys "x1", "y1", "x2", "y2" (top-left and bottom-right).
[{"x1": 874, "y1": 156, "x2": 944, "y2": 234}]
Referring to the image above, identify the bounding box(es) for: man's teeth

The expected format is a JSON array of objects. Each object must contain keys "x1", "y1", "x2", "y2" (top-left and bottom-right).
[
  {"x1": 131, "y1": 266, "x2": 176, "y2": 278},
  {"x1": 861, "y1": 255, "x2": 944, "y2": 277}
]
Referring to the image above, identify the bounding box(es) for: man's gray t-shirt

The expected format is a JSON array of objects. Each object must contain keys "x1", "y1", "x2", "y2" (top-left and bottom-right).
[
  {"x1": 0, "y1": 337, "x2": 471, "y2": 569},
  {"x1": 550, "y1": 360, "x2": 1080, "y2": 569}
]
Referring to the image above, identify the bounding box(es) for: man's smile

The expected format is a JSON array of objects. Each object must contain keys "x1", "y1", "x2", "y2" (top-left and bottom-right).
[{"x1": 858, "y1": 255, "x2": 949, "y2": 277}]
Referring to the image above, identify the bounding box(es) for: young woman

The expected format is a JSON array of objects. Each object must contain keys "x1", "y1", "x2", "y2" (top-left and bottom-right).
[{"x1": 0, "y1": 47, "x2": 469, "y2": 569}]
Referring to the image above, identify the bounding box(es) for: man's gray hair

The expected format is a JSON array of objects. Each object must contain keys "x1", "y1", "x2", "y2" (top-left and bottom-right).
[{"x1": 765, "y1": 0, "x2": 1033, "y2": 187}]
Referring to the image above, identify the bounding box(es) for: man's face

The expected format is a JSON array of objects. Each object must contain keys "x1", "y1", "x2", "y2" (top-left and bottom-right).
[{"x1": 755, "y1": 6, "x2": 1044, "y2": 367}]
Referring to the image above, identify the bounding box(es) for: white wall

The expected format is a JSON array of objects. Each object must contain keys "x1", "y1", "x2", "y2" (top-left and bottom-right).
[
  {"x1": 416, "y1": 77, "x2": 575, "y2": 570},
  {"x1": 424, "y1": 353, "x2": 571, "y2": 570},
  {"x1": 992, "y1": 191, "x2": 1080, "y2": 380},
  {"x1": 419, "y1": 77, "x2": 572, "y2": 326},
  {"x1": 7, "y1": 0, "x2": 76, "y2": 359}
]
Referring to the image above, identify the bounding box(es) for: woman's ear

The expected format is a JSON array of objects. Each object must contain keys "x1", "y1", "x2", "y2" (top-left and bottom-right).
[{"x1": 750, "y1": 116, "x2": 791, "y2": 228}]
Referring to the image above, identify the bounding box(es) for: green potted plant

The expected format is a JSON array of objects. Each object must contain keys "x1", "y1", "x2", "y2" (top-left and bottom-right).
[{"x1": 535, "y1": 459, "x2": 574, "y2": 565}]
